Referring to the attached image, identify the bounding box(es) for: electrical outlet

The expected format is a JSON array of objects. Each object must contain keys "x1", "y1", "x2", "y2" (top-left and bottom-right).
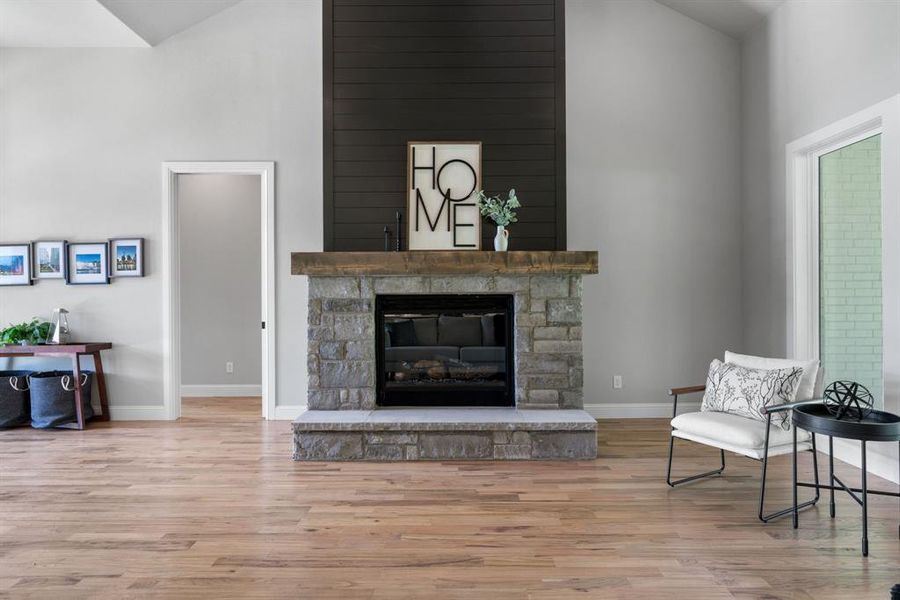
[
  {"x1": 226, "y1": 361, "x2": 234, "y2": 374},
  {"x1": 613, "y1": 375, "x2": 623, "y2": 389}
]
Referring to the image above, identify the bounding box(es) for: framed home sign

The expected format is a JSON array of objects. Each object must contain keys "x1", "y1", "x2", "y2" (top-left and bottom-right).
[{"x1": 407, "y1": 141, "x2": 481, "y2": 250}]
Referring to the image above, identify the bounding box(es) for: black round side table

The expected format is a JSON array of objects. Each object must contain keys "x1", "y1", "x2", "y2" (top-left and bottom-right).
[{"x1": 791, "y1": 403, "x2": 900, "y2": 557}]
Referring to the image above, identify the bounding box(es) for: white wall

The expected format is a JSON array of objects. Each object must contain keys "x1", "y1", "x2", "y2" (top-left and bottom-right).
[
  {"x1": 567, "y1": 0, "x2": 743, "y2": 415},
  {"x1": 0, "y1": 0, "x2": 322, "y2": 417},
  {"x1": 179, "y1": 173, "x2": 261, "y2": 390},
  {"x1": 741, "y1": 0, "x2": 900, "y2": 357},
  {"x1": 742, "y1": 0, "x2": 900, "y2": 482}
]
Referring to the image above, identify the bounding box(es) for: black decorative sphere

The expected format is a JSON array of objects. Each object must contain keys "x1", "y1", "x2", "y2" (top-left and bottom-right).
[{"x1": 823, "y1": 380, "x2": 874, "y2": 421}]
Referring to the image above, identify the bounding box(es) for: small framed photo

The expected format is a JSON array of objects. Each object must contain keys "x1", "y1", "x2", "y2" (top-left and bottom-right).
[
  {"x1": 0, "y1": 243, "x2": 33, "y2": 286},
  {"x1": 66, "y1": 242, "x2": 109, "y2": 285},
  {"x1": 109, "y1": 237, "x2": 144, "y2": 277},
  {"x1": 32, "y1": 240, "x2": 67, "y2": 280}
]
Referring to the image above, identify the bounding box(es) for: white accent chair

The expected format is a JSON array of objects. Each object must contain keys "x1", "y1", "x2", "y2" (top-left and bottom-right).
[{"x1": 666, "y1": 352, "x2": 824, "y2": 522}]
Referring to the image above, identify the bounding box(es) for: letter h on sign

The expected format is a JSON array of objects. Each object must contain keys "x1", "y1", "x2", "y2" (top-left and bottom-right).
[{"x1": 407, "y1": 142, "x2": 482, "y2": 250}]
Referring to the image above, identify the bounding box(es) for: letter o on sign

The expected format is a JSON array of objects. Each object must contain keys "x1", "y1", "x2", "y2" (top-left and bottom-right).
[{"x1": 437, "y1": 159, "x2": 477, "y2": 202}]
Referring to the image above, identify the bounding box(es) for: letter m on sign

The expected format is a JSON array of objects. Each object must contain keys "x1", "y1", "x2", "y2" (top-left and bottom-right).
[{"x1": 415, "y1": 189, "x2": 449, "y2": 232}]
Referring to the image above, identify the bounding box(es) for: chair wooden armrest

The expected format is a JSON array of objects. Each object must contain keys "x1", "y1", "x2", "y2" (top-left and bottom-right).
[
  {"x1": 667, "y1": 385, "x2": 706, "y2": 420},
  {"x1": 668, "y1": 385, "x2": 706, "y2": 397}
]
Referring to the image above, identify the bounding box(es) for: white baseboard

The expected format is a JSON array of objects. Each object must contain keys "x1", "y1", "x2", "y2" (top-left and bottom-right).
[
  {"x1": 181, "y1": 384, "x2": 262, "y2": 397},
  {"x1": 823, "y1": 435, "x2": 899, "y2": 485},
  {"x1": 584, "y1": 401, "x2": 700, "y2": 419},
  {"x1": 108, "y1": 405, "x2": 170, "y2": 420},
  {"x1": 273, "y1": 405, "x2": 305, "y2": 420}
]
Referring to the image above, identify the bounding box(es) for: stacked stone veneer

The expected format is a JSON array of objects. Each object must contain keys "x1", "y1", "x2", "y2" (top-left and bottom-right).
[
  {"x1": 293, "y1": 424, "x2": 597, "y2": 461},
  {"x1": 306, "y1": 274, "x2": 585, "y2": 410}
]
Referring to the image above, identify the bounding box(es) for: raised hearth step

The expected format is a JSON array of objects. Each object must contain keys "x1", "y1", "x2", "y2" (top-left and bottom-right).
[
  {"x1": 292, "y1": 408, "x2": 597, "y2": 461},
  {"x1": 294, "y1": 408, "x2": 596, "y2": 431}
]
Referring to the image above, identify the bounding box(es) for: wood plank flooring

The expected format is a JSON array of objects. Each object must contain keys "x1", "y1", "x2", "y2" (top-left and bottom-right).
[{"x1": 1, "y1": 397, "x2": 897, "y2": 599}]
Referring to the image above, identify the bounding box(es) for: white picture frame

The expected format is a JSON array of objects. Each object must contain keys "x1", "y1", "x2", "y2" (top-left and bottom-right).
[
  {"x1": 110, "y1": 237, "x2": 144, "y2": 277},
  {"x1": 32, "y1": 240, "x2": 67, "y2": 280},
  {"x1": 66, "y1": 242, "x2": 109, "y2": 285},
  {"x1": 0, "y1": 243, "x2": 33, "y2": 286},
  {"x1": 407, "y1": 141, "x2": 482, "y2": 250}
]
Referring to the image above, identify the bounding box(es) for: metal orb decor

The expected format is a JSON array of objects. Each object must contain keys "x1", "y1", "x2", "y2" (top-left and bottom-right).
[{"x1": 823, "y1": 380, "x2": 874, "y2": 421}]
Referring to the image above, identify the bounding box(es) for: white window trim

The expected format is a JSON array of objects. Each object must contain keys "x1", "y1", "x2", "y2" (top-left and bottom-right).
[
  {"x1": 787, "y1": 96, "x2": 898, "y2": 372},
  {"x1": 787, "y1": 123, "x2": 883, "y2": 362},
  {"x1": 161, "y1": 161, "x2": 276, "y2": 420},
  {"x1": 786, "y1": 95, "x2": 900, "y2": 485}
]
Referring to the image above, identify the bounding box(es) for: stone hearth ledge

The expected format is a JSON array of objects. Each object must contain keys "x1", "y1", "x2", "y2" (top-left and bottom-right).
[
  {"x1": 293, "y1": 409, "x2": 598, "y2": 461},
  {"x1": 294, "y1": 408, "x2": 598, "y2": 431}
]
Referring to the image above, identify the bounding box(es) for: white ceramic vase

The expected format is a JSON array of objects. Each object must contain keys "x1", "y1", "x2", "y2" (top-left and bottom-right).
[{"x1": 494, "y1": 225, "x2": 509, "y2": 251}]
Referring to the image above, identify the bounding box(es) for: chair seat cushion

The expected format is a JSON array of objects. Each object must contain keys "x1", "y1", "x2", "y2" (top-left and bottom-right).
[{"x1": 672, "y1": 411, "x2": 810, "y2": 452}]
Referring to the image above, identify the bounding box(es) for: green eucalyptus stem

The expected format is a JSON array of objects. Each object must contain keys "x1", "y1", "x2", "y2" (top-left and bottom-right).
[{"x1": 475, "y1": 188, "x2": 521, "y2": 227}]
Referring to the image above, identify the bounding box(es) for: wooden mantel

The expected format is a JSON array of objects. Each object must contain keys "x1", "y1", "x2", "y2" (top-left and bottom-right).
[{"x1": 291, "y1": 251, "x2": 598, "y2": 276}]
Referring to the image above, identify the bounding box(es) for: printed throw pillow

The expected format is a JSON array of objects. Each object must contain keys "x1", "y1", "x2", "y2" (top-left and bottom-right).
[{"x1": 700, "y1": 359, "x2": 803, "y2": 430}]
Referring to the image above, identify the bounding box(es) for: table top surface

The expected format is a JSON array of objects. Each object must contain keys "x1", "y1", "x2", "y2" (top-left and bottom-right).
[
  {"x1": 793, "y1": 403, "x2": 900, "y2": 442},
  {"x1": 0, "y1": 342, "x2": 112, "y2": 354}
]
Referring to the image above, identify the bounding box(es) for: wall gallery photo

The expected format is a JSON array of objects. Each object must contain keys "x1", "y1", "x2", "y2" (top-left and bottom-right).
[
  {"x1": 0, "y1": 243, "x2": 33, "y2": 286},
  {"x1": 32, "y1": 240, "x2": 67, "y2": 280},
  {"x1": 110, "y1": 238, "x2": 144, "y2": 277},
  {"x1": 66, "y1": 241, "x2": 109, "y2": 285}
]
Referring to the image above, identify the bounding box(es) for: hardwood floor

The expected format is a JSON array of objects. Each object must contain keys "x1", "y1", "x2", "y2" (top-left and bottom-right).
[{"x1": 1, "y1": 397, "x2": 897, "y2": 599}]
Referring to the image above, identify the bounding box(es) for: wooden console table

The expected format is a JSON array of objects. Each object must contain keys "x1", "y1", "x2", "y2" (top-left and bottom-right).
[{"x1": 0, "y1": 343, "x2": 112, "y2": 430}]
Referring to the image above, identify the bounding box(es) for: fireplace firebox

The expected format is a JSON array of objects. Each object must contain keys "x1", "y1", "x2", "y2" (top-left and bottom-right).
[{"x1": 375, "y1": 294, "x2": 514, "y2": 407}]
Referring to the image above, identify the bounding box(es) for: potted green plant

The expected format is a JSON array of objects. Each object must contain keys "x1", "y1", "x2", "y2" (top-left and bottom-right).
[
  {"x1": 475, "y1": 188, "x2": 520, "y2": 251},
  {"x1": 0, "y1": 319, "x2": 52, "y2": 346}
]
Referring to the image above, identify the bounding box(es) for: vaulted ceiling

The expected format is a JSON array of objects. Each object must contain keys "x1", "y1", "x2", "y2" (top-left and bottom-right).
[
  {"x1": 655, "y1": 0, "x2": 784, "y2": 39},
  {"x1": 0, "y1": 0, "x2": 784, "y2": 48},
  {"x1": 0, "y1": 0, "x2": 240, "y2": 47},
  {"x1": 97, "y1": 0, "x2": 242, "y2": 46}
]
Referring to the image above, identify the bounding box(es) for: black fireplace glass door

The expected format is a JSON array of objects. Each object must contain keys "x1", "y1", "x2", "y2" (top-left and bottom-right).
[{"x1": 376, "y1": 295, "x2": 514, "y2": 407}]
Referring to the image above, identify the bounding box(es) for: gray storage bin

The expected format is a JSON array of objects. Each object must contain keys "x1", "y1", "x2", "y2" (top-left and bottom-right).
[
  {"x1": 30, "y1": 370, "x2": 94, "y2": 429},
  {"x1": 0, "y1": 370, "x2": 32, "y2": 428}
]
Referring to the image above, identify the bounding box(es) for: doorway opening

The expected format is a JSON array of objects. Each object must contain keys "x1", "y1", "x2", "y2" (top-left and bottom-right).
[{"x1": 162, "y1": 162, "x2": 276, "y2": 420}]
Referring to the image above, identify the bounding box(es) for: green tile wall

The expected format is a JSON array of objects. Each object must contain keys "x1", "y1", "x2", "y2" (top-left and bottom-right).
[{"x1": 819, "y1": 134, "x2": 882, "y2": 405}]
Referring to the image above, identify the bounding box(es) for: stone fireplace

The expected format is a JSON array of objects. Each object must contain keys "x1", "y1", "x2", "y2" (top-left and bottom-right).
[{"x1": 292, "y1": 251, "x2": 599, "y2": 461}]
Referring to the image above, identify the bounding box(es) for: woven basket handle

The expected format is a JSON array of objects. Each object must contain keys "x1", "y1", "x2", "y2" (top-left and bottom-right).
[
  {"x1": 61, "y1": 374, "x2": 89, "y2": 392},
  {"x1": 9, "y1": 376, "x2": 29, "y2": 392}
]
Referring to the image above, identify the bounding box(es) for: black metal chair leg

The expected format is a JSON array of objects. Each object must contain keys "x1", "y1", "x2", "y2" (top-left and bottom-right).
[
  {"x1": 758, "y1": 419, "x2": 820, "y2": 523},
  {"x1": 666, "y1": 435, "x2": 725, "y2": 487}
]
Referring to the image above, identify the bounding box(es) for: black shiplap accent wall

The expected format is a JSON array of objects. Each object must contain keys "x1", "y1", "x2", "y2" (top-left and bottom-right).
[{"x1": 324, "y1": 0, "x2": 566, "y2": 251}]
